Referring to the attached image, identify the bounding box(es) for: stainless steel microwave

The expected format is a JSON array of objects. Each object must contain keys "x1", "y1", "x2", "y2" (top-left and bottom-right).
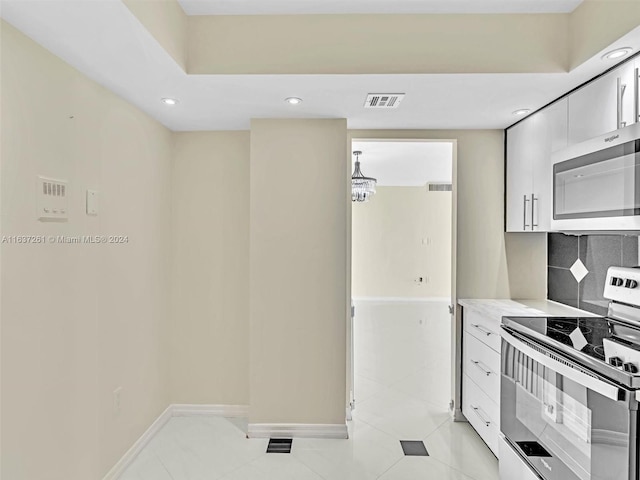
[{"x1": 551, "y1": 122, "x2": 640, "y2": 231}]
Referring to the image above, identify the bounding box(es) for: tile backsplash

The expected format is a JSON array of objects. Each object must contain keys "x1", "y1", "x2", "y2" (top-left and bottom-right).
[{"x1": 548, "y1": 233, "x2": 639, "y2": 316}]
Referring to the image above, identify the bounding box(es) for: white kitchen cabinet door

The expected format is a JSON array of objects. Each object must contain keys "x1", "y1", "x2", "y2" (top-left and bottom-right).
[
  {"x1": 543, "y1": 97, "x2": 568, "y2": 154},
  {"x1": 633, "y1": 59, "x2": 640, "y2": 127},
  {"x1": 568, "y1": 63, "x2": 635, "y2": 146},
  {"x1": 506, "y1": 102, "x2": 562, "y2": 233},
  {"x1": 621, "y1": 61, "x2": 637, "y2": 128},
  {"x1": 531, "y1": 99, "x2": 567, "y2": 231},
  {"x1": 506, "y1": 117, "x2": 534, "y2": 232}
]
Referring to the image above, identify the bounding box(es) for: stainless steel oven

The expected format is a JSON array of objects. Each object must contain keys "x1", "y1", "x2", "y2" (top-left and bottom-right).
[
  {"x1": 552, "y1": 122, "x2": 640, "y2": 231},
  {"x1": 500, "y1": 327, "x2": 638, "y2": 480},
  {"x1": 499, "y1": 267, "x2": 640, "y2": 480}
]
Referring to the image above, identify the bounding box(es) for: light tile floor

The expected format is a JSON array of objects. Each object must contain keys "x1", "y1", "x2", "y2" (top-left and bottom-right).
[{"x1": 120, "y1": 300, "x2": 498, "y2": 480}]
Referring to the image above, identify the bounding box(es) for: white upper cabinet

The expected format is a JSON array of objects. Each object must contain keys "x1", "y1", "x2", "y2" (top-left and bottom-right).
[
  {"x1": 633, "y1": 59, "x2": 640, "y2": 127},
  {"x1": 544, "y1": 97, "x2": 569, "y2": 154},
  {"x1": 506, "y1": 118, "x2": 534, "y2": 232},
  {"x1": 506, "y1": 98, "x2": 567, "y2": 232},
  {"x1": 507, "y1": 57, "x2": 640, "y2": 233},
  {"x1": 532, "y1": 99, "x2": 568, "y2": 232},
  {"x1": 568, "y1": 62, "x2": 637, "y2": 146}
]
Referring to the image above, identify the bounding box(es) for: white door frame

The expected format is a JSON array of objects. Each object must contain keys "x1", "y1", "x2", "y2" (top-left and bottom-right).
[{"x1": 346, "y1": 136, "x2": 460, "y2": 420}]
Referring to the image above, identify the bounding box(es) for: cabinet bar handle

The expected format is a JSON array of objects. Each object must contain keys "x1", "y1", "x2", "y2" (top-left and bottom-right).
[
  {"x1": 635, "y1": 68, "x2": 639, "y2": 123},
  {"x1": 471, "y1": 359, "x2": 493, "y2": 376},
  {"x1": 531, "y1": 193, "x2": 538, "y2": 230},
  {"x1": 523, "y1": 195, "x2": 530, "y2": 230},
  {"x1": 471, "y1": 323, "x2": 495, "y2": 337},
  {"x1": 471, "y1": 405, "x2": 491, "y2": 426},
  {"x1": 618, "y1": 77, "x2": 627, "y2": 129}
]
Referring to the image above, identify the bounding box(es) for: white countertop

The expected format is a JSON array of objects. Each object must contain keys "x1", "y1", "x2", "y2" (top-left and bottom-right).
[{"x1": 458, "y1": 298, "x2": 598, "y2": 319}]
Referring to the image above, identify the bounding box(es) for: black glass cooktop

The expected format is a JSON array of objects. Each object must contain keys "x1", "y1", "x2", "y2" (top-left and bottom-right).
[
  {"x1": 502, "y1": 316, "x2": 640, "y2": 385},
  {"x1": 505, "y1": 316, "x2": 610, "y2": 358}
]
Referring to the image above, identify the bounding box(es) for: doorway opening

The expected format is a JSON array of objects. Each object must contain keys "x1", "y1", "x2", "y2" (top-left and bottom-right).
[{"x1": 348, "y1": 139, "x2": 456, "y2": 428}]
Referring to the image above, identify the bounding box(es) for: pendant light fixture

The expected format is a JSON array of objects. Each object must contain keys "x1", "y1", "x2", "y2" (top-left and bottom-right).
[{"x1": 351, "y1": 150, "x2": 377, "y2": 202}]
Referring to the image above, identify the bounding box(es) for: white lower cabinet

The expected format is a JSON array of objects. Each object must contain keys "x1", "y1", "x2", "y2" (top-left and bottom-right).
[
  {"x1": 461, "y1": 306, "x2": 501, "y2": 458},
  {"x1": 464, "y1": 309, "x2": 501, "y2": 352},
  {"x1": 462, "y1": 374, "x2": 500, "y2": 456},
  {"x1": 463, "y1": 331, "x2": 500, "y2": 397},
  {"x1": 499, "y1": 436, "x2": 541, "y2": 480}
]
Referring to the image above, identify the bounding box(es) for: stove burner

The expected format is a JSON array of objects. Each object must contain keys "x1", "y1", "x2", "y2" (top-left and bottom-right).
[
  {"x1": 547, "y1": 320, "x2": 593, "y2": 335},
  {"x1": 585, "y1": 344, "x2": 605, "y2": 360}
]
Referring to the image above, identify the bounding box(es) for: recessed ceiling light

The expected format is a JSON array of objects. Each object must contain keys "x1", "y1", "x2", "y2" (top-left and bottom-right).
[
  {"x1": 285, "y1": 97, "x2": 303, "y2": 105},
  {"x1": 513, "y1": 109, "x2": 531, "y2": 116},
  {"x1": 161, "y1": 97, "x2": 179, "y2": 106},
  {"x1": 602, "y1": 48, "x2": 633, "y2": 60}
]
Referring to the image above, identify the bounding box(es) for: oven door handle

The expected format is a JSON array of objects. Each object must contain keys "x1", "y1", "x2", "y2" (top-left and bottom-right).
[{"x1": 502, "y1": 328, "x2": 623, "y2": 401}]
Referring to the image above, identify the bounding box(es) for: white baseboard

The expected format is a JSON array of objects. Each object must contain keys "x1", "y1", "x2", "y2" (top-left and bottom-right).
[
  {"x1": 172, "y1": 404, "x2": 249, "y2": 418},
  {"x1": 352, "y1": 296, "x2": 450, "y2": 303},
  {"x1": 248, "y1": 423, "x2": 348, "y2": 439},
  {"x1": 102, "y1": 403, "x2": 249, "y2": 480},
  {"x1": 102, "y1": 405, "x2": 173, "y2": 480}
]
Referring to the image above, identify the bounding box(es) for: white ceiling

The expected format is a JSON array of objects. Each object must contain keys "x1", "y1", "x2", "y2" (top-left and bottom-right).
[
  {"x1": 178, "y1": 0, "x2": 583, "y2": 15},
  {"x1": 351, "y1": 141, "x2": 452, "y2": 187},
  {"x1": 2, "y1": 0, "x2": 638, "y2": 132}
]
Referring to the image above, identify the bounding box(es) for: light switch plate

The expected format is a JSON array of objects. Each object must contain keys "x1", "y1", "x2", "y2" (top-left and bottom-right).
[
  {"x1": 37, "y1": 176, "x2": 68, "y2": 221},
  {"x1": 86, "y1": 190, "x2": 98, "y2": 216}
]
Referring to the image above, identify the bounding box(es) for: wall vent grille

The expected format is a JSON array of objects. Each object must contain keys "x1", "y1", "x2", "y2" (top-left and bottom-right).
[
  {"x1": 428, "y1": 183, "x2": 452, "y2": 192},
  {"x1": 364, "y1": 93, "x2": 405, "y2": 109}
]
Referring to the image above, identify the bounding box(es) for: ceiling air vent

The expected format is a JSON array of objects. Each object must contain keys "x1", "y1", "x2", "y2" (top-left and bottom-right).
[
  {"x1": 428, "y1": 183, "x2": 452, "y2": 192},
  {"x1": 364, "y1": 93, "x2": 405, "y2": 109}
]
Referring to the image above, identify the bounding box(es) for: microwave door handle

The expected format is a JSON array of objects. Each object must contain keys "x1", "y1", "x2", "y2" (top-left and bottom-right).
[{"x1": 501, "y1": 328, "x2": 623, "y2": 401}]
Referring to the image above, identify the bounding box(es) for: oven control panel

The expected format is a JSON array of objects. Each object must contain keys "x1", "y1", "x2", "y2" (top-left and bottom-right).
[
  {"x1": 603, "y1": 338, "x2": 640, "y2": 374},
  {"x1": 604, "y1": 266, "x2": 640, "y2": 305}
]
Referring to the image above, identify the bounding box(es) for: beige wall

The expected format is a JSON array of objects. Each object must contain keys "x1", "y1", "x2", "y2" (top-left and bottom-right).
[
  {"x1": 1, "y1": 21, "x2": 172, "y2": 480},
  {"x1": 352, "y1": 187, "x2": 452, "y2": 298},
  {"x1": 123, "y1": 0, "x2": 188, "y2": 70},
  {"x1": 171, "y1": 131, "x2": 250, "y2": 406},
  {"x1": 188, "y1": 14, "x2": 569, "y2": 74},
  {"x1": 120, "y1": 1, "x2": 640, "y2": 76},
  {"x1": 505, "y1": 233, "x2": 548, "y2": 300},
  {"x1": 249, "y1": 119, "x2": 348, "y2": 425}
]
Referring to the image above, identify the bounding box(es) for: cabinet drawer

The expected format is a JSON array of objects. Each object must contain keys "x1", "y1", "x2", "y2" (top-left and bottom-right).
[
  {"x1": 463, "y1": 374, "x2": 500, "y2": 457},
  {"x1": 464, "y1": 309, "x2": 501, "y2": 353},
  {"x1": 464, "y1": 333, "x2": 501, "y2": 403}
]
